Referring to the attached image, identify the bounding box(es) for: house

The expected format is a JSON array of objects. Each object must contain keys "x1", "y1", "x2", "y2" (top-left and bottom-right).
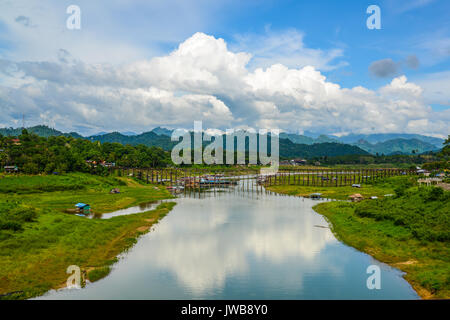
[
  {"x1": 416, "y1": 169, "x2": 430, "y2": 176},
  {"x1": 314, "y1": 161, "x2": 321, "y2": 166},
  {"x1": 100, "y1": 161, "x2": 116, "y2": 168},
  {"x1": 349, "y1": 193, "x2": 364, "y2": 202},
  {"x1": 75, "y1": 203, "x2": 91, "y2": 214},
  {"x1": 4, "y1": 165, "x2": 18, "y2": 173},
  {"x1": 85, "y1": 160, "x2": 97, "y2": 167},
  {"x1": 352, "y1": 184, "x2": 361, "y2": 188},
  {"x1": 309, "y1": 193, "x2": 322, "y2": 199},
  {"x1": 11, "y1": 138, "x2": 21, "y2": 145}
]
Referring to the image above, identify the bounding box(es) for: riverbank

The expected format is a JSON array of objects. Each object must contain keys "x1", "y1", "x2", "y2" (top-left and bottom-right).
[
  {"x1": 0, "y1": 173, "x2": 175, "y2": 299},
  {"x1": 268, "y1": 178, "x2": 449, "y2": 299}
]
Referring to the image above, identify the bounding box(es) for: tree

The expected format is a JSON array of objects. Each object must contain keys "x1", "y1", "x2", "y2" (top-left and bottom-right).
[{"x1": 440, "y1": 135, "x2": 450, "y2": 159}]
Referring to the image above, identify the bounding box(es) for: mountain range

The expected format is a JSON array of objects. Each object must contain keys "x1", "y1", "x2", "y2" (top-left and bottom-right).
[
  {"x1": 0, "y1": 125, "x2": 444, "y2": 157},
  {"x1": 280, "y1": 132, "x2": 443, "y2": 155}
]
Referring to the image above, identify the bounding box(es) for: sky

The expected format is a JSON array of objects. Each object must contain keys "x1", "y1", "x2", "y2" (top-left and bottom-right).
[{"x1": 0, "y1": 0, "x2": 449, "y2": 137}]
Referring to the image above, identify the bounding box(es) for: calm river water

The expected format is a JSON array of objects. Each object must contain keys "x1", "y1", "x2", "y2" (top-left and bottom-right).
[{"x1": 39, "y1": 179, "x2": 418, "y2": 299}]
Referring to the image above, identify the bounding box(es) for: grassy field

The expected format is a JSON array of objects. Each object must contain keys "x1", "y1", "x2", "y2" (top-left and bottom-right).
[
  {"x1": 0, "y1": 173, "x2": 175, "y2": 299},
  {"x1": 269, "y1": 176, "x2": 450, "y2": 299}
]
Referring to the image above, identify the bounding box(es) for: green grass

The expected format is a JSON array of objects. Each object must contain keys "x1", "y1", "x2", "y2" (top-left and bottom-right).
[
  {"x1": 0, "y1": 173, "x2": 125, "y2": 194},
  {"x1": 0, "y1": 173, "x2": 175, "y2": 299},
  {"x1": 87, "y1": 266, "x2": 112, "y2": 283}
]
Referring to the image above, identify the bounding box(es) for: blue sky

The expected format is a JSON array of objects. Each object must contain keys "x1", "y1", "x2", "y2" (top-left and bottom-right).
[
  {"x1": 0, "y1": 0, "x2": 448, "y2": 136},
  {"x1": 199, "y1": 0, "x2": 450, "y2": 92}
]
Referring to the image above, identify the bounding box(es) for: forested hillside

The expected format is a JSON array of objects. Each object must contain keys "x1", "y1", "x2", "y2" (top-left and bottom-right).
[{"x1": 0, "y1": 130, "x2": 170, "y2": 173}]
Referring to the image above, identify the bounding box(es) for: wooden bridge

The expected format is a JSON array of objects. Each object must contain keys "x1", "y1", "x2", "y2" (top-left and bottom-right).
[{"x1": 108, "y1": 167, "x2": 415, "y2": 190}]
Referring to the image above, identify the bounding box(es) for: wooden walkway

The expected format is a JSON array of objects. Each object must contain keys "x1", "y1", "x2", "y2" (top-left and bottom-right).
[{"x1": 109, "y1": 167, "x2": 414, "y2": 190}]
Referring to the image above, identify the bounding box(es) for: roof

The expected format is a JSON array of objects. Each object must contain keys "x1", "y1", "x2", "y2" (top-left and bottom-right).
[
  {"x1": 75, "y1": 203, "x2": 89, "y2": 208},
  {"x1": 349, "y1": 193, "x2": 363, "y2": 198}
]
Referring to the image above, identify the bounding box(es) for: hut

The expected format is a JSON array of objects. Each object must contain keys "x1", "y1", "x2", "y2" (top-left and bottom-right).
[
  {"x1": 309, "y1": 193, "x2": 322, "y2": 199},
  {"x1": 4, "y1": 165, "x2": 18, "y2": 173},
  {"x1": 75, "y1": 203, "x2": 91, "y2": 214}
]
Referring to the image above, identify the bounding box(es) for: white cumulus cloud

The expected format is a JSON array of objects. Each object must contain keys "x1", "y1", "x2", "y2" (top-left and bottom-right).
[{"x1": 0, "y1": 32, "x2": 448, "y2": 137}]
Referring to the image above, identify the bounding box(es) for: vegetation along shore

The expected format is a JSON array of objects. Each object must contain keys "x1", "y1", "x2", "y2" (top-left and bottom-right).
[{"x1": 0, "y1": 173, "x2": 175, "y2": 299}]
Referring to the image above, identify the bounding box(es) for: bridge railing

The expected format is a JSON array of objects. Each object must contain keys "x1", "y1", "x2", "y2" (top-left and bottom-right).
[{"x1": 105, "y1": 167, "x2": 415, "y2": 189}]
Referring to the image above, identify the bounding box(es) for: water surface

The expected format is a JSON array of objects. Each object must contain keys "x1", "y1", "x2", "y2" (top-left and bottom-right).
[{"x1": 39, "y1": 180, "x2": 418, "y2": 299}]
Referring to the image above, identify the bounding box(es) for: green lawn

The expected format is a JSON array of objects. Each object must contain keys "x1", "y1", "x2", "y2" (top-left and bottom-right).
[{"x1": 0, "y1": 173, "x2": 175, "y2": 299}]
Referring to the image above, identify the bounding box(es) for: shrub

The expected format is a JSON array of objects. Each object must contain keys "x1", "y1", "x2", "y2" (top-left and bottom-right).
[{"x1": 426, "y1": 187, "x2": 444, "y2": 201}]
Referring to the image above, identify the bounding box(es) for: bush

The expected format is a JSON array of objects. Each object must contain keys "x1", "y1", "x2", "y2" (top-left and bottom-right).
[
  {"x1": 0, "y1": 206, "x2": 38, "y2": 231},
  {"x1": 0, "y1": 220, "x2": 23, "y2": 231},
  {"x1": 23, "y1": 163, "x2": 39, "y2": 175},
  {"x1": 426, "y1": 187, "x2": 444, "y2": 201}
]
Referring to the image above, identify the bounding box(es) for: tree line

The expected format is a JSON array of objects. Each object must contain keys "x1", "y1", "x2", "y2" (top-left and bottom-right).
[{"x1": 0, "y1": 129, "x2": 171, "y2": 174}]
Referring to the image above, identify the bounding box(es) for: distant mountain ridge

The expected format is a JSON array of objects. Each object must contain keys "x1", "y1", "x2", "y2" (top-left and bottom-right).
[
  {"x1": 0, "y1": 125, "x2": 369, "y2": 159},
  {"x1": 332, "y1": 133, "x2": 444, "y2": 148},
  {"x1": 0, "y1": 125, "x2": 443, "y2": 157},
  {"x1": 280, "y1": 133, "x2": 338, "y2": 145},
  {"x1": 352, "y1": 138, "x2": 439, "y2": 155},
  {"x1": 0, "y1": 125, "x2": 83, "y2": 139},
  {"x1": 281, "y1": 131, "x2": 444, "y2": 155},
  {"x1": 88, "y1": 131, "x2": 177, "y2": 150},
  {"x1": 151, "y1": 127, "x2": 173, "y2": 136}
]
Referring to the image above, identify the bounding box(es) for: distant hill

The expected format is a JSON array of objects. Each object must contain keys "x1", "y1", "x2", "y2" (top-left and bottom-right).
[
  {"x1": 280, "y1": 139, "x2": 369, "y2": 158},
  {"x1": 88, "y1": 131, "x2": 177, "y2": 149},
  {"x1": 280, "y1": 133, "x2": 315, "y2": 145},
  {"x1": 280, "y1": 133, "x2": 338, "y2": 145},
  {"x1": 0, "y1": 125, "x2": 81, "y2": 139},
  {"x1": 315, "y1": 134, "x2": 339, "y2": 143},
  {"x1": 122, "y1": 131, "x2": 137, "y2": 136},
  {"x1": 281, "y1": 131, "x2": 444, "y2": 155},
  {"x1": 151, "y1": 127, "x2": 173, "y2": 136},
  {"x1": 353, "y1": 138, "x2": 439, "y2": 155},
  {"x1": 0, "y1": 125, "x2": 436, "y2": 159},
  {"x1": 333, "y1": 133, "x2": 444, "y2": 148}
]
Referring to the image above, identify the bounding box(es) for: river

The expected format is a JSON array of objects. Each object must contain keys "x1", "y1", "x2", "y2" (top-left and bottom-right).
[{"x1": 38, "y1": 179, "x2": 418, "y2": 299}]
